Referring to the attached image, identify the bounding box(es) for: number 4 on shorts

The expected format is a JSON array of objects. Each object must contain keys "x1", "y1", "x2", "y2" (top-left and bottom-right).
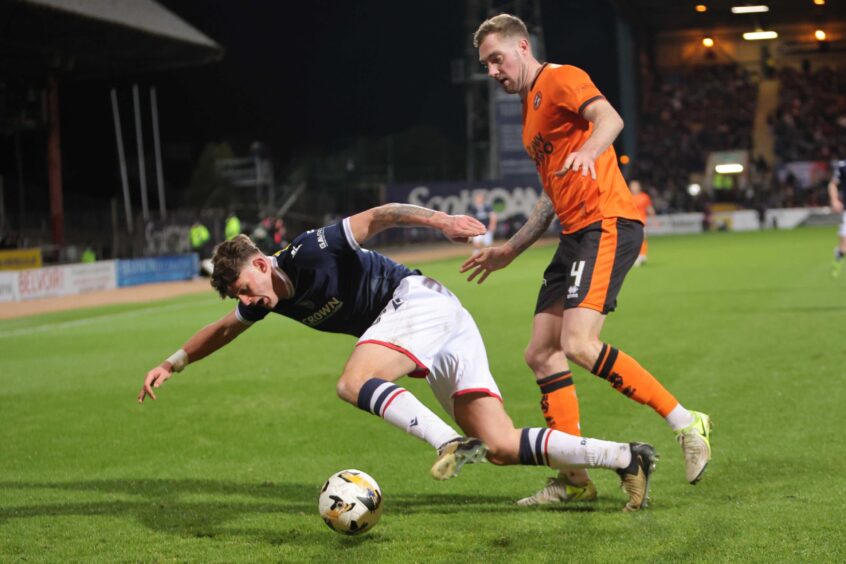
[{"x1": 570, "y1": 260, "x2": 585, "y2": 287}]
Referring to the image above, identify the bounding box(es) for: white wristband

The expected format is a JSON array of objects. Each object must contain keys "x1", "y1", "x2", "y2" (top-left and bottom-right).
[{"x1": 166, "y1": 349, "x2": 189, "y2": 373}]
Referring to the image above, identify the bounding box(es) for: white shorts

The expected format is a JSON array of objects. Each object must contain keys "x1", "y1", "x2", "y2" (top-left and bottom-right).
[
  {"x1": 471, "y1": 231, "x2": 493, "y2": 247},
  {"x1": 839, "y1": 212, "x2": 846, "y2": 237},
  {"x1": 357, "y1": 275, "x2": 501, "y2": 418}
]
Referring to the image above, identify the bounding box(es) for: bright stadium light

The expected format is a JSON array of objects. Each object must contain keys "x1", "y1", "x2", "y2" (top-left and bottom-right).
[
  {"x1": 715, "y1": 164, "x2": 744, "y2": 174},
  {"x1": 688, "y1": 183, "x2": 702, "y2": 196},
  {"x1": 703, "y1": 37, "x2": 715, "y2": 47},
  {"x1": 695, "y1": 4, "x2": 708, "y2": 12},
  {"x1": 731, "y1": 5, "x2": 769, "y2": 14},
  {"x1": 813, "y1": 0, "x2": 825, "y2": 5},
  {"x1": 743, "y1": 30, "x2": 778, "y2": 40},
  {"x1": 815, "y1": 29, "x2": 827, "y2": 41}
]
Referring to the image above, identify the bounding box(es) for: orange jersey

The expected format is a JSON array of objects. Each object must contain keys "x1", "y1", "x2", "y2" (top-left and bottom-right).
[
  {"x1": 631, "y1": 192, "x2": 653, "y2": 223},
  {"x1": 522, "y1": 64, "x2": 640, "y2": 234}
]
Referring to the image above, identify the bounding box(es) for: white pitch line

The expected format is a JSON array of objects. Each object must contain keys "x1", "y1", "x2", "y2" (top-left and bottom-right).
[{"x1": 0, "y1": 298, "x2": 219, "y2": 339}]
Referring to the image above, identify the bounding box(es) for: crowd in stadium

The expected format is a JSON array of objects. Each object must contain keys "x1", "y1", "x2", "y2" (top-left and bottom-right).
[
  {"x1": 633, "y1": 63, "x2": 757, "y2": 213},
  {"x1": 629, "y1": 61, "x2": 846, "y2": 213},
  {"x1": 771, "y1": 64, "x2": 846, "y2": 162}
]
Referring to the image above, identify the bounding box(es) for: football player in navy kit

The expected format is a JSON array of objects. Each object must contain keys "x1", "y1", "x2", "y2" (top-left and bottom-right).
[
  {"x1": 138, "y1": 203, "x2": 656, "y2": 511},
  {"x1": 829, "y1": 159, "x2": 846, "y2": 277}
]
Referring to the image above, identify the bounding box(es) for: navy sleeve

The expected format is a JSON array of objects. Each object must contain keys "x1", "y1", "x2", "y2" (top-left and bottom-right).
[
  {"x1": 235, "y1": 301, "x2": 270, "y2": 325},
  {"x1": 317, "y1": 219, "x2": 360, "y2": 256}
]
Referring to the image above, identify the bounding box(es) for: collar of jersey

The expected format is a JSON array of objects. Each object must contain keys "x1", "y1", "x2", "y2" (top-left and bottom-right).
[{"x1": 529, "y1": 62, "x2": 549, "y2": 92}]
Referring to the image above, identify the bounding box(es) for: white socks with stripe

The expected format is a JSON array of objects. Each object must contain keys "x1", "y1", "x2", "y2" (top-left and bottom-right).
[
  {"x1": 356, "y1": 378, "x2": 459, "y2": 450},
  {"x1": 520, "y1": 428, "x2": 632, "y2": 470}
]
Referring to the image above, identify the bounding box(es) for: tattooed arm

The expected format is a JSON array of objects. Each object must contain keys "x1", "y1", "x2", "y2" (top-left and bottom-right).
[
  {"x1": 504, "y1": 192, "x2": 555, "y2": 255},
  {"x1": 347, "y1": 203, "x2": 485, "y2": 246},
  {"x1": 460, "y1": 192, "x2": 555, "y2": 284}
]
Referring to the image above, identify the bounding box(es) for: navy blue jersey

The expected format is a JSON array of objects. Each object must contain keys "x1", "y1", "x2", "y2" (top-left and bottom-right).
[
  {"x1": 833, "y1": 159, "x2": 846, "y2": 201},
  {"x1": 468, "y1": 202, "x2": 494, "y2": 226},
  {"x1": 235, "y1": 218, "x2": 419, "y2": 336}
]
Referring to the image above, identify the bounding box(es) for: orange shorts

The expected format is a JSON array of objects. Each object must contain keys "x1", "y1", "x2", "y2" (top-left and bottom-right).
[{"x1": 535, "y1": 218, "x2": 643, "y2": 315}]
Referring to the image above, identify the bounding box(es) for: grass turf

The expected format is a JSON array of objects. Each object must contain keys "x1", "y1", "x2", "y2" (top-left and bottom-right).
[{"x1": 1, "y1": 226, "x2": 845, "y2": 562}]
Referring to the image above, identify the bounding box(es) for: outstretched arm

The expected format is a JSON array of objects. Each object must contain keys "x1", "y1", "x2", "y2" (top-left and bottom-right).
[
  {"x1": 138, "y1": 311, "x2": 250, "y2": 403},
  {"x1": 460, "y1": 192, "x2": 555, "y2": 284},
  {"x1": 347, "y1": 203, "x2": 485, "y2": 245}
]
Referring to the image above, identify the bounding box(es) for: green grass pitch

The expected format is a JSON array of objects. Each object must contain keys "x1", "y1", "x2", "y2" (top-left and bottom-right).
[{"x1": 1, "y1": 226, "x2": 845, "y2": 562}]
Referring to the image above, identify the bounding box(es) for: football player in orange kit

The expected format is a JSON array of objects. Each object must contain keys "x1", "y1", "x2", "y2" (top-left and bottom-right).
[
  {"x1": 462, "y1": 14, "x2": 712, "y2": 505},
  {"x1": 629, "y1": 180, "x2": 655, "y2": 266}
]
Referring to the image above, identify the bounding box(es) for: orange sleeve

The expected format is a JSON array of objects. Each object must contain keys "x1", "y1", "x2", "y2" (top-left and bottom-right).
[{"x1": 550, "y1": 65, "x2": 605, "y2": 116}]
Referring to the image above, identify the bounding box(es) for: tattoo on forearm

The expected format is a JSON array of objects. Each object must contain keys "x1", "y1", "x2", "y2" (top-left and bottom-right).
[
  {"x1": 508, "y1": 195, "x2": 554, "y2": 254},
  {"x1": 373, "y1": 204, "x2": 435, "y2": 226}
]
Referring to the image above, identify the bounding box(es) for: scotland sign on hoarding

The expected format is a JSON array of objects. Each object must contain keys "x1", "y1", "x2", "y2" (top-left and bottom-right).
[{"x1": 386, "y1": 180, "x2": 543, "y2": 221}]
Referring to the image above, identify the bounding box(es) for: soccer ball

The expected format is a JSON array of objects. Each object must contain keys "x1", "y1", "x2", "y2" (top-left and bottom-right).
[{"x1": 318, "y1": 469, "x2": 383, "y2": 535}]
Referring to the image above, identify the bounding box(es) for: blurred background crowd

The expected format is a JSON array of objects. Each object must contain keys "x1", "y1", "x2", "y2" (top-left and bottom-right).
[{"x1": 0, "y1": 0, "x2": 843, "y2": 263}]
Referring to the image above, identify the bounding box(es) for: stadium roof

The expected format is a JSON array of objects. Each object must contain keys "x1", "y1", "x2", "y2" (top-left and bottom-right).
[
  {"x1": 0, "y1": 0, "x2": 223, "y2": 78},
  {"x1": 612, "y1": 0, "x2": 844, "y2": 33}
]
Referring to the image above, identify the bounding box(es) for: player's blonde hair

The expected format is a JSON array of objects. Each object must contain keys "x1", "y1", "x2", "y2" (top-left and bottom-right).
[
  {"x1": 473, "y1": 13, "x2": 529, "y2": 48},
  {"x1": 210, "y1": 234, "x2": 261, "y2": 299}
]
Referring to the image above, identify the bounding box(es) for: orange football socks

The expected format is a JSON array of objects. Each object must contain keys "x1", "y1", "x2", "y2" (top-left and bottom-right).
[
  {"x1": 536, "y1": 371, "x2": 582, "y2": 436},
  {"x1": 590, "y1": 344, "x2": 678, "y2": 417}
]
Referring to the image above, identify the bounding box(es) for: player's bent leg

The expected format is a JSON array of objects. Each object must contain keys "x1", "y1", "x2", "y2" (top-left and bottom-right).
[
  {"x1": 559, "y1": 306, "x2": 606, "y2": 369},
  {"x1": 563, "y1": 307, "x2": 713, "y2": 484},
  {"x1": 452, "y1": 393, "x2": 521, "y2": 465},
  {"x1": 340, "y1": 343, "x2": 464, "y2": 464},
  {"x1": 336, "y1": 342, "x2": 417, "y2": 403},
  {"x1": 524, "y1": 310, "x2": 594, "y2": 498},
  {"x1": 453, "y1": 393, "x2": 654, "y2": 511}
]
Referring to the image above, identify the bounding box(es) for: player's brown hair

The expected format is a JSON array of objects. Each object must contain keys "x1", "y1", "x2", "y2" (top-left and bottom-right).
[
  {"x1": 210, "y1": 234, "x2": 262, "y2": 299},
  {"x1": 473, "y1": 13, "x2": 529, "y2": 48}
]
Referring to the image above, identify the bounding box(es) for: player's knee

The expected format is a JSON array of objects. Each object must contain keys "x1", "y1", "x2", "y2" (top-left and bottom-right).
[
  {"x1": 335, "y1": 374, "x2": 364, "y2": 405},
  {"x1": 562, "y1": 335, "x2": 596, "y2": 368},
  {"x1": 524, "y1": 343, "x2": 556, "y2": 373}
]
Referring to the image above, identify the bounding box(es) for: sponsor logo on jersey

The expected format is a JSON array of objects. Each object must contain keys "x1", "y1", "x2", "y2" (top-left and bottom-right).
[
  {"x1": 567, "y1": 285, "x2": 579, "y2": 299},
  {"x1": 302, "y1": 296, "x2": 343, "y2": 326},
  {"x1": 533, "y1": 91, "x2": 542, "y2": 109},
  {"x1": 290, "y1": 244, "x2": 302, "y2": 257},
  {"x1": 526, "y1": 132, "x2": 554, "y2": 168},
  {"x1": 316, "y1": 228, "x2": 328, "y2": 249}
]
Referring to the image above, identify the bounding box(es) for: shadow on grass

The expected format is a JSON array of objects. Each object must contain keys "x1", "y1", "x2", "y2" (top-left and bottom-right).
[{"x1": 0, "y1": 478, "x2": 612, "y2": 545}]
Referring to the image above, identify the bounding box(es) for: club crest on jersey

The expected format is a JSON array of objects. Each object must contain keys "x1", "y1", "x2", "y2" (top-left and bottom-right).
[{"x1": 533, "y1": 91, "x2": 542, "y2": 109}]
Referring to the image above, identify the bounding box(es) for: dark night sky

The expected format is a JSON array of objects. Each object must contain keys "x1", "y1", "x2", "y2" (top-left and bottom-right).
[{"x1": 13, "y1": 1, "x2": 622, "y2": 212}]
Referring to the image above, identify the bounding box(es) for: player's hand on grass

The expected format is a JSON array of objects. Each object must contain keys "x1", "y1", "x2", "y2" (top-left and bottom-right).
[
  {"x1": 555, "y1": 149, "x2": 597, "y2": 180},
  {"x1": 443, "y1": 215, "x2": 486, "y2": 243},
  {"x1": 460, "y1": 245, "x2": 516, "y2": 284},
  {"x1": 138, "y1": 364, "x2": 174, "y2": 403}
]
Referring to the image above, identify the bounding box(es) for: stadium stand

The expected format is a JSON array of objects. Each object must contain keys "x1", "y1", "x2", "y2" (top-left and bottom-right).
[
  {"x1": 633, "y1": 64, "x2": 757, "y2": 212},
  {"x1": 771, "y1": 65, "x2": 846, "y2": 162}
]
